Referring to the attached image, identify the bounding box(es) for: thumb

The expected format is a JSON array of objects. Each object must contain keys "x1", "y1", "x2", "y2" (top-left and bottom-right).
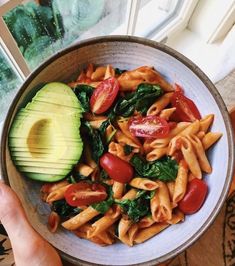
[{"x1": 0, "y1": 182, "x2": 62, "y2": 266}]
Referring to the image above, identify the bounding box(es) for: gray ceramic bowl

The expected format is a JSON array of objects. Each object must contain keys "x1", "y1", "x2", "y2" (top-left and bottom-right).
[{"x1": 1, "y1": 36, "x2": 234, "y2": 266}]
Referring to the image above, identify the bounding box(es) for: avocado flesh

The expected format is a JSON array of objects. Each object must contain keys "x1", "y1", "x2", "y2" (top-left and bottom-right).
[
  {"x1": 9, "y1": 113, "x2": 81, "y2": 140},
  {"x1": 9, "y1": 82, "x2": 83, "y2": 182},
  {"x1": 24, "y1": 172, "x2": 66, "y2": 182},
  {"x1": 36, "y1": 82, "x2": 76, "y2": 97},
  {"x1": 26, "y1": 101, "x2": 82, "y2": 115},
  {"x1": 14, "y1": 160, "x2": 74, "y2": 169},
  {"x1": 11, "y1": 156, "x2": 78, "y2": 164},
  {"x1": 18, "y1": 166, "x2": 70, "y2": 175}
]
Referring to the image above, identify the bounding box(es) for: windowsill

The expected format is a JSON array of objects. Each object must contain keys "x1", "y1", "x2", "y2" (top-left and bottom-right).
[{"x1": 166, "y1": 26, "x2": 235, "y2": 83}]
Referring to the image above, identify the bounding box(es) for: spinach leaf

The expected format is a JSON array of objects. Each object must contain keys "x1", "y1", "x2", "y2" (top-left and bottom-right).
[
  {"x1": 113, "y1": 83, "x2": 163, "y2": 117},
  {"x1": 135, "y1": 83, "x2": 163, "y2": 114},
  {"x1": 74, "y1": 84, "x2": 94, "y2": 112},
  {"x1": 82, "y1": 121, "x2": 105, "y2": 163},
  {"x1": 130, "y1": 154, "x2": 178, "y2": 182},
  {"x1": 52, "y1": 199, "x2": 82, "y2": 219},
  {"x1": 123, "y1": 144, "x2": 134, "y2": 155},
  {"x1": 115, "y1": 190, "x2": 150, "y2": 222},
  {"x1": 98, "y1": 110, "x2": 117, "y2": 143},
  {"x1": 92, "y1": 186, "x2": 114, "y2": 214}
]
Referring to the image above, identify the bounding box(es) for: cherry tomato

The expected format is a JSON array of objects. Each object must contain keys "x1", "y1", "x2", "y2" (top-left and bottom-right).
[
  {"x1": 90, "y1": 77, "x2": 119, "y2": 114},
  {"x1": 128, "y1": 115, "x2": 170, "y2": 138},
  {"x1": 171, "y1": 84, "x2": 201, "y2": 122},
  {"x1": 100, "y1": 153, "x2": 134, "y2": 183},
  {"x1": 178, "y1": 178, "x2": 208, "y2": 214},
  {"x1": 64, "y1": 181, "x2": 107, "y2": 207}
]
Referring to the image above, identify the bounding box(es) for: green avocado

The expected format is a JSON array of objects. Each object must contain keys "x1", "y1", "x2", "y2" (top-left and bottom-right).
[
  {"x1": 25, "y1": 101, "x2": 82, "y2": 115},
  {"x1": 23, "y1": 173, "x2": 66, "y2": 182},
  {"x1": 8, "y1": 82, "x2": 84, "y2": 182}
]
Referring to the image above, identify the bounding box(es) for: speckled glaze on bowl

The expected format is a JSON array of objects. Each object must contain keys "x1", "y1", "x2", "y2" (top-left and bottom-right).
[{"x1": 1, "y1": 36, "x2": 234, "y2": 266}]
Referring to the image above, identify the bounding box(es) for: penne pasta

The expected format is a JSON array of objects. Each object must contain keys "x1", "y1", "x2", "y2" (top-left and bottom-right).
[
  {"x1": 62, "y1": 206, "x2": 100, "y2": 230},
  {"x1": 88, "y1": 206, "x2": 121, "y2": 238},
  {"x1": 48, "y1": 211, "x2": 60, "y2": 233},
  {"x1": 46, "y1": 184, "x2": 71, "y2": 203},
  {"x1": 151, "y1": 181, "x2": 172, "y2": 222},
  {"x1": 167, "y1": 209, "x2": 184, "y2": 224},
  {"x1": 173, "y1": 160, "x2": 188, "y2": 203},
  {"x1": 86, "y1": 63, "x2": 94, "y2": 78},
  {"x1": 117, "y1": 119, "x2": 142, "y2": 148},
  {"x1": 180, "y1": 137, "x2": 202, "y2": 179},
  {"x1": 179, "y1": 120, "x2": 200, "y2": 137},
  {"x1": 202, "y1": 132, "x2": 222, "y2": 150},
  {"x1": 146, "y1": 147, "x2": 168, "y2": 161},
  {"x1": 134, "y1": 223, "x2": 169, "y2": 244},
  {"x1": 112, "y1": 181, "x2": 125, "y2": 199},
  {"x1": 199, "y1": 114, "x2": 214, "y2": 132},
  {"x1": 138, "y1": 216, "x2": 155, "y2": 229},
  {"x1": 129, "y1": 177, "x2": 159, "y2": 191},
  {"x1": 159, "y1": 107, "x2": 176, "y2": 120},
  {"x1": 147, "y1": 92, "x2": 174, "y2": 116},
  {"x1": 187, "y1": 135, "x2": 212, "y2": 173},
  {"x1": 118, "y1": 66, "x2": 174, "y2": 91},
  {"x1": 91, "y1": 66, "x2": 107, "y2": 81},
  {"x1": 75, "y1": 163, "x2": 94, "y2": 177},
  {"x1": 104, "y1": 65, "x2": 115, "y2": 79}
]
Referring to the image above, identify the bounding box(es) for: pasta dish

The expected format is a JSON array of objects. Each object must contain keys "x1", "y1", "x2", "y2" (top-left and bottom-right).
[{"x1": 14, "y1": 64, "x2": 223, "y2": 246}]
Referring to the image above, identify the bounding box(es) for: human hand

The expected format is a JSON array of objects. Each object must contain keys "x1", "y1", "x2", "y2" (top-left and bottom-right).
[{"x1": 0, "y1": 182, "x2": 62, "y2": 266}]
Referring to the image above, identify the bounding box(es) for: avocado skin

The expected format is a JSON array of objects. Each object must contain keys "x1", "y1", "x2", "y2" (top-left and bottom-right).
[{"x1": 9, "y1": 82, "x2": 84, "y2": 182}]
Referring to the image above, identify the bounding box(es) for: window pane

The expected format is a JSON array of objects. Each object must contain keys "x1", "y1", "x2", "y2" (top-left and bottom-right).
[
  {"x1": 0, "y1": 46, "x2": 22, "y2": 122},
  {"x1": 3, "y1": 0, "x2": 130, "y2": 70},
  {"x1": 135, "y1": 0, "x2": 182, "y2": 37}
]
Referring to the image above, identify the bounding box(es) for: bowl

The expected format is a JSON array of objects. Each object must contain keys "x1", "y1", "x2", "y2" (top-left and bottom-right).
[{"x1": 1, "y1": 36, "x2": 234, "y2": 266}]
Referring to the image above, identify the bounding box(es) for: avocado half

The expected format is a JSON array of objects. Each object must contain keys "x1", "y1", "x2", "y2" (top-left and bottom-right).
[{"x1": 8, "y1": 82, "x2": 83, "y2": 182}]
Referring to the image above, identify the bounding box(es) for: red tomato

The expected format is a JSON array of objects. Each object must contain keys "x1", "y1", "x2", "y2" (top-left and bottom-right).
[
  {"x1": 100, "y1": 153, "x2": 134, "y2": 183},
  {"x1": 171, "y1": 84, "x2": 201, "y2": 122},
  {"x1": 90, "y1": 77, "x2": 119, "y2": 114},
  {"x1": 64, "y1": 181, "x2": 107, "y2": 207},
  {"x1": 128, "y1": 115, "x2": 170, "y2": 138},
  {"x1": 178, "y1": 178, "x2": 208, "y2": 214}
]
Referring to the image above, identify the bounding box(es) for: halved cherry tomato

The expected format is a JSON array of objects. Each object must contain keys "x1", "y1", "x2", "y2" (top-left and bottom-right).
[
  {"x1": 128, "y1": 115, "x2": 170, "y2": 138},
  {"x1": 100, "y1": 152, "x2": 134, "y2": 183},
  {"x1": 90, "y1": 77, "x2": 119, "y2": 114},
  {"x1": 178, "y1": 178, "x2": 208, "y2": 214},
  {"x1": 64, "y1": 181, "x2": 107, "y2": 207},
  {"x1": 171, "y1": 84, "x2": 201, "y2": 122}
]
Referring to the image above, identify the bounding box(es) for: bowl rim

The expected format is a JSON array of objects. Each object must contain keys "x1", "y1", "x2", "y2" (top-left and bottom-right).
[{"x1": 1, "y1": 35, "x2": 234, "y2": 266}]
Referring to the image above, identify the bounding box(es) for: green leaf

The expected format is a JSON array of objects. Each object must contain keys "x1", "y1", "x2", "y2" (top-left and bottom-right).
[
  {"x1": 52, "y1": 199, "x2": 82, "y2": 219},
  {"x1": 115, "y1": 68, "x2": 126, "y2": 75},
  {"x1": 92, "y1": 186, "x2": 114, "y2": 214},
  {"x1": 115, "y1": 190, "x2": 150, "y2": 222},
  {"x1": 113, "y1": 83, "x2": 163, "y2": 117},
  {"x1": 74, "y1": 84, "x2": 94, "y2": 112},
  {"x1": 82, "y1": 121, "x2": 105, "y2": 163},
  {"x1": 130, "y1": 154, "x2": 178, "y2": 182}
]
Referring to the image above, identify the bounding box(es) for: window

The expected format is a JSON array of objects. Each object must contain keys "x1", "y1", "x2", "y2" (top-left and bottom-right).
[{"x1": 0, "y1": 43, "x2": 23, "y2": 122}]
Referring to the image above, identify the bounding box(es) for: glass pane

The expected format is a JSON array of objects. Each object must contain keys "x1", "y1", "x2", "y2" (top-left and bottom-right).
[
  {"x1": 135, "y1": 0, "x2": 182, "y2": 37},
  {"x1": 0, "y1": 46, "x2": 23, "y2": 122},
  {"x1": 3, "y1": 0, "x2": 130, "y2": 70}
]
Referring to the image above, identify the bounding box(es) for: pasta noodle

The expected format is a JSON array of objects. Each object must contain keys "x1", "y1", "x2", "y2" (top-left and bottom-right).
[
  {"x1": 134, "y1": 223, "x2": 169, "y2": 244},
  {"x1": 147, "y1": 92, "x2": 174, "y2": 116},
  {"x1": 62, "y1": 206, "x2": 100, "y2": 230},
  {"x1": 173, "y1": 160, "x2": 188, "y2": 204},
  {"x1": 129, "y1": 177, "x2": 159, "y2": 190},
  {"x1": 151, "y1": 181, "x2": 172, "y2": 222}
]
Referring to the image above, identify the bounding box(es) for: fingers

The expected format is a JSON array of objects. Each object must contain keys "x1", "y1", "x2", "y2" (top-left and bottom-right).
[{"x1": 0, "y1": 183, "x2": 62, "y2": 266}]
